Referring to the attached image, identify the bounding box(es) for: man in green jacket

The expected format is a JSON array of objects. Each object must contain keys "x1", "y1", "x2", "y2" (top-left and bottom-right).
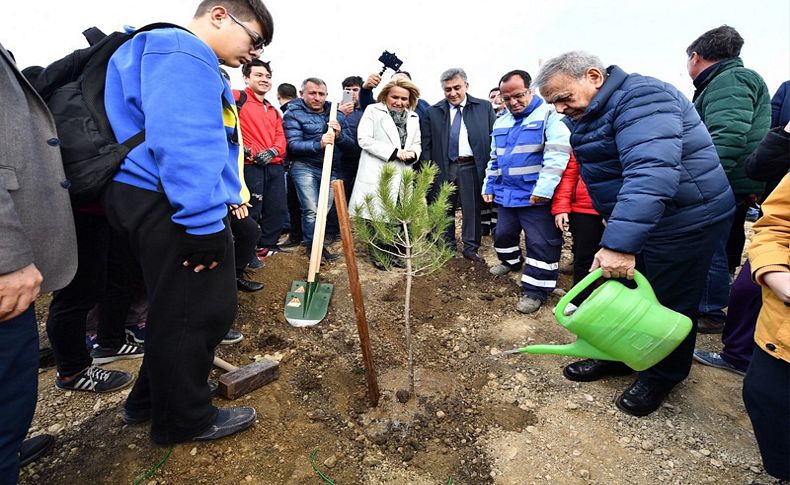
[{"x1": 686, "y1": 25, "x2": 771, "y2": 333}]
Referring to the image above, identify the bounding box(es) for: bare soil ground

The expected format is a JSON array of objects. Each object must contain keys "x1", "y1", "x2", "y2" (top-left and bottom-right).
[{"x1": 23, "y1": 234, "x2": 772, "y2": 485}]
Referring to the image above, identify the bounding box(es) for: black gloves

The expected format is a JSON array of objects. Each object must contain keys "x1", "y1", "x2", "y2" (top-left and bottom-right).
[
  {"x1": 179, "y1": 230, "x2": 227, "y2": 268},
  {"x1": 252, "y1": 148, "x2": 279, "y2": 166}
]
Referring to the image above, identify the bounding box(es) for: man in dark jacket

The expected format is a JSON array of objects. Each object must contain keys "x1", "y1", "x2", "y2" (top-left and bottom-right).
[
  {"x1": 421, "y1": 68, "x2": 496, "y2": 261},
  {"x1": 282, "y1": 77, "x2": 354, "y2": 260},
  {"x1": 686, "y1": 25, "x2": 771, "y2": 332},
  {"x1": 534, "y1": 51, "x2": 735, "y2": 417}
]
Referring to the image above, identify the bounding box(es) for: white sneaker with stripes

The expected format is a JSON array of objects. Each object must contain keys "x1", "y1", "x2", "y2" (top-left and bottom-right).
[{"x1": 56, "y1": 365, "x2": 134, "y2": 393}]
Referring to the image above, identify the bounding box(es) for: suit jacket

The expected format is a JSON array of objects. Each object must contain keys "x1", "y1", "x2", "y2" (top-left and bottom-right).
[
  {"x1": 420, "y1": 94, "x2": 495, "y2": 181},
  {"x1": 0, "y1": 42, "x2": 76, "y2": 291}
]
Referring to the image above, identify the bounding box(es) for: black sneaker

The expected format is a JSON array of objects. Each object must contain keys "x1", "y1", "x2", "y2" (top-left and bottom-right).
[
  {"x1": 56, "y1": 365, "x2": 134, "y2": 393},
  {"x1": 90, "y1": 342, "x2": 144, "y2": 364},
  {"x1": 279, "y1": 237, "x2": 301, "y2": 248},
  {"x1": 220, "y1": 329, "x2": 243, "y2": 345},
  {"x1": 19, "y1": 434, "x2": 54, "y2": 468},
  {"x1": 237, "y1": 277, "x2": 264, "y2": 292},
  {"x1": 192, "y1": 407, "x2": 256, "y2": 441},
  {"x1": 124, "y1": 322, "x2": 146, "y2": 344}
]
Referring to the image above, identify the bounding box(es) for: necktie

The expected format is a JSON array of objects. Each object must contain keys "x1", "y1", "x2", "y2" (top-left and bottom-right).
[{"x1": 448, "y1": 104, "x2": 462, "y2": 161}]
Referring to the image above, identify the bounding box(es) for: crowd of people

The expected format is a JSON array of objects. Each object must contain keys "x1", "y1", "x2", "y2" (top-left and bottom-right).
[{"x1": 0, "y1": 1, "x2": 788, "y2": 482}]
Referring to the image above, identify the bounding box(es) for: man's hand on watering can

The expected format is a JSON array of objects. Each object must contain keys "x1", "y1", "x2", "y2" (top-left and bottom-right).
[{"x1": 590, "y1": 248, "x2": 636, "y2": 280}]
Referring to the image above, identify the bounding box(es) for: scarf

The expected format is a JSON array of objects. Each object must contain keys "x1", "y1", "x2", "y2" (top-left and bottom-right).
[{"x1": 389, "y1": 109, "x2": 408, "y2": 147}]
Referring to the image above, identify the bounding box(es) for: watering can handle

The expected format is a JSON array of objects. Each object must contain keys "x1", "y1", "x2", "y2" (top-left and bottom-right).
[{"x1": 554, "y1": 268, "x2": 655, "y2": 324}]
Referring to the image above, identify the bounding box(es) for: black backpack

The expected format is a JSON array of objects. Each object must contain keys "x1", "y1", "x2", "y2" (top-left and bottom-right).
[{"x1": 23, "y1": 23, "x2": 182, "y2": 204}]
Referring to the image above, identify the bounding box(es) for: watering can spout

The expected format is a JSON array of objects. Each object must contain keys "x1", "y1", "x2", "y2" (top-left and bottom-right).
[{"x1": 523, "y1": 338, "x2": 615, "y2": 362}]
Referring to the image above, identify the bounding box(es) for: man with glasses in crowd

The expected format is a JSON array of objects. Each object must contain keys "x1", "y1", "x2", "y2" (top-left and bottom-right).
[
  {"x1": 482, "y1": 70, "x2": 571, "y2": 314},
  {"x1": 102, "y1": 0, "x2": 273, "y2": 444}
]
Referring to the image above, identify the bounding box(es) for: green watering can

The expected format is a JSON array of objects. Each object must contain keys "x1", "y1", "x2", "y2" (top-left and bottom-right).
[{"x1": 509, "y1": 269, "x2": 692, "y2": 371}]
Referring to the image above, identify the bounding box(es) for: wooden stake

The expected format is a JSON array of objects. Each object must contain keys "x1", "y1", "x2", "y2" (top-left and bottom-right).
[{"x1": 332, "y1": 179, "x2": 380, "y2": 407}]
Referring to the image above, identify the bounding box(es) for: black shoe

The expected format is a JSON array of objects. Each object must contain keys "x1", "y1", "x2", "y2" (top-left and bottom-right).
[
  {"x1": 39, "y1": 347, "x2": 55, "y2": 369},
  {"x1": 280, "y1": 237, "x2": 301, "y2": 248},
  {"x1": 192, "y1": 407, "x2": 256, "y2": 441},
  {"x1": 462, "y1": 251, "x2": 484, "y2": 263},
  {"x1": 122, "y1": 407, "x2": 152, "y2": 425},
  {"x1": 237, "y1": 277, "x2": 264, "y2": 292},
  {"x1": 321, "y1": 247, "x2": 338, "y2": 263},
  {"x1": 19, "y1": 434, "x2": 54, "y2": 468},
  {"x1": 562, "y1": 359, "x2": 634, "y2": 382},
  {"x1": 697, "y1": 315, "x2": 725, "y2": 334},
  {"x1": 616, "y1": 380, "x2": 671, "y2": 417},
  {"x1": 221, "y1": 329, "x2": 243, "y2": 345}
]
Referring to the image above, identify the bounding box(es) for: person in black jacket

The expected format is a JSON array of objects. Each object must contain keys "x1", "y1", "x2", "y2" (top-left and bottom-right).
[{"x1": 421, "y1": 68, "x2": 496, "y2": 261}]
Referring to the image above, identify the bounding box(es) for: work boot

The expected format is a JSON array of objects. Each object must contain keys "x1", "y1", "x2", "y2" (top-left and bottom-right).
[
  {"x1": 515, "y1": 295, "x2": 542, "y2": 314},
  {"x1": 489, "y1": 264, "x2": 515, "y2": 276}
]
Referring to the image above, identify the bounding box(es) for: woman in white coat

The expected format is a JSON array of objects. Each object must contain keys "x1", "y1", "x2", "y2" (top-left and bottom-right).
[{"x1": 348, "y1": 78, "x2": 422, "y2": 217}]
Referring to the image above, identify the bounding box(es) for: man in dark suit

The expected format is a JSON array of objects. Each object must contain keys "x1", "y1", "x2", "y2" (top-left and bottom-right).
[{"x1": 421, "y1": 68, "x2": 496, "y2": 261}]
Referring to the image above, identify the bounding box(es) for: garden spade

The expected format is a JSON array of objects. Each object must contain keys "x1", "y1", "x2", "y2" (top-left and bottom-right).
[{"x1": 284, "y1": 103, "x2": 337, "y2": 327}]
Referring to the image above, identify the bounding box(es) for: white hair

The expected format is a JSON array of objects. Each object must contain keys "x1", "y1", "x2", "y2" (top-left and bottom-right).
[{"x1": 533, "y1": 51, "x2": 607, "y2": 90}]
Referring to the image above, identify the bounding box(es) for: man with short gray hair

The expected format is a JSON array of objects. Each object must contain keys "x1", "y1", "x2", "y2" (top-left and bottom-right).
[
  {"x1": 535, "y1": 51, "x2": 735, "y2": 417},
  {"x1": 421, "y1": 68, "x2": 496, "y2": 261}
]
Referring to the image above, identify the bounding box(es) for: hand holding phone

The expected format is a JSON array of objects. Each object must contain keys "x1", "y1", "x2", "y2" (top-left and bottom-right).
[{"x1": 341, "y1": 89, "x2": 354, "y2": 106}]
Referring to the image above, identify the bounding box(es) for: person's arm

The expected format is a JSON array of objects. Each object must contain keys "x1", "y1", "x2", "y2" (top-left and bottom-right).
[
  {"x1": 358, "y1": 73, "x2": 380, "y2": 112},
  {"x1": 270, "y1": 110, "x2": 287, "y2": 163},
  {"x1": 749, "y1": 172, "x2": 790, "y2": 303},
  {"x1": 481, "y1": 129, "x2": 500, "y2": 199},
  {"x1": 745, "y1": 122, "x2": 790, "y2": 182},
  {"x1": 770, "y1": 81, "x2": 788, "y2": 129},
  {"x1": 406, "y1": 116, "x2": 422, "y2": 162},
  {"x1": 283, "y1": 112, "x2": 321, "y2": 157},
  {"x1": 419, "y1": 109, "x2": 433, "y2": 162},
  {"x1": 601, "y1": 86, "x2": 684, "y2": 254},
  {"x1": 533, "y1": 112, "x2": 571, "y2": 199}
]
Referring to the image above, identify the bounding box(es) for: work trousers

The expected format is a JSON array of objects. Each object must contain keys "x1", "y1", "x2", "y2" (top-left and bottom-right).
[
  {"x1": 244, "y1": 162, "x2": 286, "y2": 248},
  {"x1": 636, "y1": 218, "x2": 729, "y2": 390},
  {"x1": 743, "y1": 346, "x2": 790, "y2": 480},
  {"x1": 444, "y1": 161, "x2": 482, "y2": 253},
  {"x1": 0, "y1": 306, "x2": 37, "y2": 485},
  {"x1": 494, "y1": 204, "x2": 562, "y2": 301},
  {"x1": 104, "y1": 182, "x2": 236, "y2": 444}
]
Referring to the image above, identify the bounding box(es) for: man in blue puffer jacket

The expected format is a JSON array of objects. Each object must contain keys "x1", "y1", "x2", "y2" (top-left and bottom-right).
[
  {"x1": 534, "y1": 51, "x2": 735, "y2": 417},
  {"x1": 283, "y1": 77, "x2": 354, "y2": 261}
]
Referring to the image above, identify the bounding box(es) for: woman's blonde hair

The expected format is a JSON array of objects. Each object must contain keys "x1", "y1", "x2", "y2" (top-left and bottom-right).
[{"x1": 377, "y1": 78, "x2": 421, "y2": 111}]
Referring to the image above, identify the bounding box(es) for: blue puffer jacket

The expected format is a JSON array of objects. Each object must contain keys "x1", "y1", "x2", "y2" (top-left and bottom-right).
[
  {"x1": 282, "y1": 98, "x2": 354, "y2": 168},
  {"x1": 566, "y1": 66, "x2": 735, "y2": 254}
]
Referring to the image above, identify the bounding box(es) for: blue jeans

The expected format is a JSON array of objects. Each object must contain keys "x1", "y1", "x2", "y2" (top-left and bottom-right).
[
  {"x1": 0, "y1": 305, "x2": 38, "y2": 484},
  {"x1": 698, "y1": 216, "x2": 733, "y2": 318},
  {"x1": 290, "y1": 161, "x2": 336, "y2": 247}
]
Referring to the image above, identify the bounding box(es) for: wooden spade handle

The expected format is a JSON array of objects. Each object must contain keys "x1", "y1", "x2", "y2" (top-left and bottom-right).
[{"x1": 307, "y1": 102, "x2": 338, "y2": 282}]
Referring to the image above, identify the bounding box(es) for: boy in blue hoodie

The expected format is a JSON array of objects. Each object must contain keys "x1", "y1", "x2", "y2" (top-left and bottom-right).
[{"x1": 103, "y1": 0, "x2": 273, "y2": 445}]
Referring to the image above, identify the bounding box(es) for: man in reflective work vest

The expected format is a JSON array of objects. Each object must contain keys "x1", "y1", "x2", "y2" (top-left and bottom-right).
[{"x1": 482, "y1": 69, "x2": 571, "y2": 314}]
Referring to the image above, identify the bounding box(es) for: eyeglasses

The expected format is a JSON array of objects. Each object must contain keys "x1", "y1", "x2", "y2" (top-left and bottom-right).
[
  {"x1": 501, "y1": 91, "x2": 530, "y2": 103},
  {"x1": 226, "y1": 11, "x2": 265, "y2": 53}
]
